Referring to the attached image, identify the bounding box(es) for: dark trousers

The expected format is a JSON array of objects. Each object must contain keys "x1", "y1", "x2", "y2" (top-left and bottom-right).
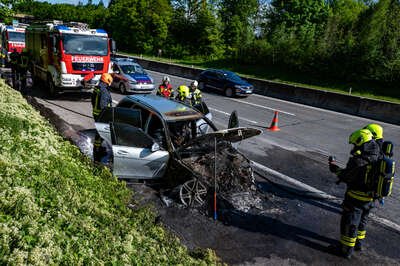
[
  {"x1": 11, "y1": 66, "x2": 17, "y2": 89},
  {"x1": 18, "y1": 68, "x2": 27, "y2": 92},
  {"x1": 340, "y1": 195, "x2": 374, "y2": 256},
  {"x1": 93, "y1": 131, "x2": 102, "y2": 162},
  {"x1": 92, "y1": 114, "x2": 103, "y2": 162}
]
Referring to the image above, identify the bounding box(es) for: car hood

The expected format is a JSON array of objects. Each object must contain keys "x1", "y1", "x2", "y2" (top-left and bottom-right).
[
  {"x1": 126, "y1": 73, "x2": 152, "y2": 84},
  {"x1": 175, "y1": 127, "x2": 260, "y2": 189},
  {"x1": 228, "y1": 78, "x2": 252, "y2": 87},
  {"x1": 178, "y1": 127, "x2": 261, "y2": 150}
]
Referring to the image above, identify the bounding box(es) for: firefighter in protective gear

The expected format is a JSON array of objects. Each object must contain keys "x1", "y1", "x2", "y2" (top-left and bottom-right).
[
  {"x1": 92, "y1": 73, "x2": 113, "y2": 120},
  {"x1": 329, "y1": 129, "x2": 381, "y2": 258},
  {"x1": 10, "y1": 48, "x2": 19, "y2": 89},
  {"x1": 363, "y1": 124, "x2": 383, "y2": 149},
  {"x1": 0, "y1": 45, "x2": 5, "y2": 67},
  {"x1": 157, "y1": 76, "x2": 173, "y2": 98},
  {"x1": 92, "y1": 73, "x2": 113, "y2": 162},
  {"x1": 17, "y1": 48, "x2": 29, "y2": 92},
  {"x1": 189, "y1": 80, "x2": 202, "y2": 105},
  {"x1": 175, "y1": 85, "x2": 191, "y2": 104}
]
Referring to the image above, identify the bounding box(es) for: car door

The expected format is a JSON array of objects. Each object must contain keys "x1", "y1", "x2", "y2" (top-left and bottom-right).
[
  {"x1": 110, "y1": 122, "x2": 169, "y2": 179},
  {"x1": 204, "y1": 71, "x2": 221, "y2": 91},
  {"x1": 111, "y1": 64, "x2": 123, "y2": 88},
  {"x1": 95, "y1": 107, "x2": 142, "y2": 145}
]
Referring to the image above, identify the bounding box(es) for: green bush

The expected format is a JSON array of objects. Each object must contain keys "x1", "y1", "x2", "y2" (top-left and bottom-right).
[{"x1": 0, "y1": 80, "x2": 219, "y2": 265}]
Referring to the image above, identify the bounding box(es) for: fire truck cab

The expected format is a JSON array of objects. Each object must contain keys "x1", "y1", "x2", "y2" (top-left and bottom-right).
[
  {"x1": 0, "y1": 23, "x2": 27, "y2": 62},
  {"x1": 26, "y1": 21, "x2": 115, "y2": 95}
]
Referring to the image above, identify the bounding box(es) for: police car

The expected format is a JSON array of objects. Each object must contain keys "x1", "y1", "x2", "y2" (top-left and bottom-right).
[{"x1": 111, "y1": 57, "x2": 155, "y2": 94}]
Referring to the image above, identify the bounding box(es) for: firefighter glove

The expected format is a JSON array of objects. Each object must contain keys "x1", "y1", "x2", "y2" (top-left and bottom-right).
[{"x1": 329, "y1": 163, "x2": 340, "y2": 174}]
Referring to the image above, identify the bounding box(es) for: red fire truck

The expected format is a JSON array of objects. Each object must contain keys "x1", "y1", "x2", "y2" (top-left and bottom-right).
[
  {"x1": 26, "y1": 21, "x2": 115, "y2": 95},
  {"x1": 0, "y1": 23, "x2": 27, "y2": 62}
]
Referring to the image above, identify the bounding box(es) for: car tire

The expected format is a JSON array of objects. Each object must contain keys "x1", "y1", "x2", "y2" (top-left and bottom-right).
[
  {"x1": 225, "y1": 87, "x2": 234, "y2": 97},
  {"x1": 119, "y1": 83, "x2": 127, "y2": 94},
  {"x1": 47, "y1": 74, "x2": 58, "y2": 98}
]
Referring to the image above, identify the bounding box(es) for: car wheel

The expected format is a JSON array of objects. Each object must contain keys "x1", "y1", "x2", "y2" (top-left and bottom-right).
[
  {"x1": 119, "y1": 83, "x2": 127, "y2": 94},
  {"x1": 179, "y1": 179, "x2": 207, "y2": 207},
  {"x1": 225, "y1": 87, "x2": 234, "y2": 97},
  {"x1": 47, "y1": 75, "x2": 58, "y2": 98}
]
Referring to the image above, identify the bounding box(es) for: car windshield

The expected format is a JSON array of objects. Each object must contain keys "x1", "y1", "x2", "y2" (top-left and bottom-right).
[
  {"x1": 167, "y1": 117, "x2": 216, "y2": 147},
  {"x1": 121, "y1": 64, "x2": 145, "y2": 74},
  {"x1": 223, "y1": 71, "x2": 242, "y2": 82},
  {"x1": 62, "y1": 34, "x2": 108, "y2": 56},
  {"x1": 8, "y1": 32, "x2": 25, "y2": 42}
]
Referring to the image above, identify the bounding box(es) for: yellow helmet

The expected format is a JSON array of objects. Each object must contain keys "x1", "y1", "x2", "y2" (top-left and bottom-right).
[
  {"x1": 178, "y1": 85, "x2": 190, "y2": 97},
  {"x1": 101, "y1": 73, "x2": 113, "y2": 86},
  {"x1": 349, "y1": 129, "x2": 373, "y2": 146},
  {"x1": 363, "y1": 124, "x2": 383, "y2": 140}
]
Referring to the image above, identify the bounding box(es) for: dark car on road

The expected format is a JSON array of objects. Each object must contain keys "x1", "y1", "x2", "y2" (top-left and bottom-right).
[{"x1": 197, "y1": 69, "x2": 253, "y2": 97}]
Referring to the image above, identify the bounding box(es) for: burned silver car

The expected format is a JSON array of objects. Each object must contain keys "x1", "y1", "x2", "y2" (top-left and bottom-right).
[{"x1": 95, "y1": 94, "x2": 261, "y2": 206}]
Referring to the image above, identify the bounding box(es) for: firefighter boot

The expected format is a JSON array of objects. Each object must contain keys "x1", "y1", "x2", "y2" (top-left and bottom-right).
[
  {"x1": 340, "y1": 244, "x2": 353, "y2": 259},
  {"x1": 354, "y1": 241, "x2": 362, "y2": 251}
]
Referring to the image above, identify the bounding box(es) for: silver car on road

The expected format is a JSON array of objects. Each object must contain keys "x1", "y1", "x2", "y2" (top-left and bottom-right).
[
  {"x1": 111, "y1": 57, "x2": 155, "y2": 94},
  {"x1": 95, "y1": 94, "x2": 260, "y2": 181}
]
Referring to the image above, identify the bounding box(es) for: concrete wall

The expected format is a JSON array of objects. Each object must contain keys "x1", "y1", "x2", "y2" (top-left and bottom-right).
[{"x1": 121, "y1": 55, "x2": 400, "y2": 125}]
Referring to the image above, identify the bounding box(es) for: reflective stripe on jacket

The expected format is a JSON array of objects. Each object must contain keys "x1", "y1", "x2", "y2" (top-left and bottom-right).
[
  {"x1": 91, "y1": 83, "x2": 111, "y2": 118},
  {"x1": 158, "y1": 84, "x2": 173, "y2": 98},
  {"x1": 92, "y1": 87, "x2": 101, "y2": 117},
  {"x1": 191, "y1": 88, "x2": 202, "y2": 105},
  {"x1": 346, "y1": 190, "x2": 374, "y2": 202}
]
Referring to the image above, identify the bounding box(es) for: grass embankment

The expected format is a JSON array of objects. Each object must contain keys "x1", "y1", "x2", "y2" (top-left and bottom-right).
[
  {"x1": 123, "y1": 52, "x2": 400, "y2": 104},
  {"x1": 0, "y1": 80, "x2": 218, "y2": 265}
]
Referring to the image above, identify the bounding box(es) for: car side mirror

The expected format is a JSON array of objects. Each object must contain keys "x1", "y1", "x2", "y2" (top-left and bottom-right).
[
  {"x1": 151, "y1": 142, "x2": 160, "y2": 152},
  {"x1": 228, "y1": 110, "x2": 239, "y2": 128}
]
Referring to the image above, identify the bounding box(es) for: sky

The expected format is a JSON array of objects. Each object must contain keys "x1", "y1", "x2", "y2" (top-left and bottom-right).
[{"x1": 37, "y1": 0, "x2": 110, "y2": 5}]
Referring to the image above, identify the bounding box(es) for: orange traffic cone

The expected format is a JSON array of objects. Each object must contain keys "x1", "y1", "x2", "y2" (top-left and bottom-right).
[{"x1": 268, "y1": 111, "x2": 280, "y2": 131}]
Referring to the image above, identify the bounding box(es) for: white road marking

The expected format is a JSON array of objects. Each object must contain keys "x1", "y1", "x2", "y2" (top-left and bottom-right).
[
  {"x1": 149, "y1": 68, "x2": 399, "y2": 127},
  {"x1": 230, "y1": 98, "x2": 296, "y2": 116},
  {"x1": 251, "y1": 93, "x2": 398, "y2": 126},
  {"x1": 209, "y1": 107, "x2": 258, "y2": 124},
  {"x1": 252, "y1": 161, "x2": 337, "y2": 201},
  {"x1": 252, "y1": 160, "x2": 400, "y2": 233}
]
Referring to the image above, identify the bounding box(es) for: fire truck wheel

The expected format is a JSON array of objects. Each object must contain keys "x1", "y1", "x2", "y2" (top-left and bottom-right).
[
  {"x1": 47, "y1": 75, "x2": 58, "y2": 98},
  {"x1": 119, "y1": 83, "x2": 127, "y2": 94}
]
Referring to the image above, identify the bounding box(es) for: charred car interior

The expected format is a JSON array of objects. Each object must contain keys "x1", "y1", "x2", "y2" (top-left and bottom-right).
[{"x1": 93, "y1": 94, "x2": 262, "y2": 209}]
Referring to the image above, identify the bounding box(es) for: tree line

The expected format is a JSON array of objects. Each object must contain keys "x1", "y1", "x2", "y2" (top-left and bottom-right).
[{"x1": 8, "y1": 0, "x2": 400, "y2": 91}]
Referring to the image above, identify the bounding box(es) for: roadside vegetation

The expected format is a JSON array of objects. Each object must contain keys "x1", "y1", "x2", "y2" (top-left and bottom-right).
[
  {"x1": 8, "y1": 0, "x2": 400, "y2": 102},
  {"x1": 0, "y1": 80, "x2": 218, "y2": 265}
]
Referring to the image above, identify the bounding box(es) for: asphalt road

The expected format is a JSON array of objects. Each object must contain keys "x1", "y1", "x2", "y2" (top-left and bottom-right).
[
  {"x1": 3, "y1": 68, "x2": 400, "y2": 265},
  {"x1": 145, "y1": 70, "x2": 400, "y2": 225}
]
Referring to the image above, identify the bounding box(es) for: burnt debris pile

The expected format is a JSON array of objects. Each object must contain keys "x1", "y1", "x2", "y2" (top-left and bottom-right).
[{"x1": 180, "y1": 140, "x2": 256, "y2": 195}]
